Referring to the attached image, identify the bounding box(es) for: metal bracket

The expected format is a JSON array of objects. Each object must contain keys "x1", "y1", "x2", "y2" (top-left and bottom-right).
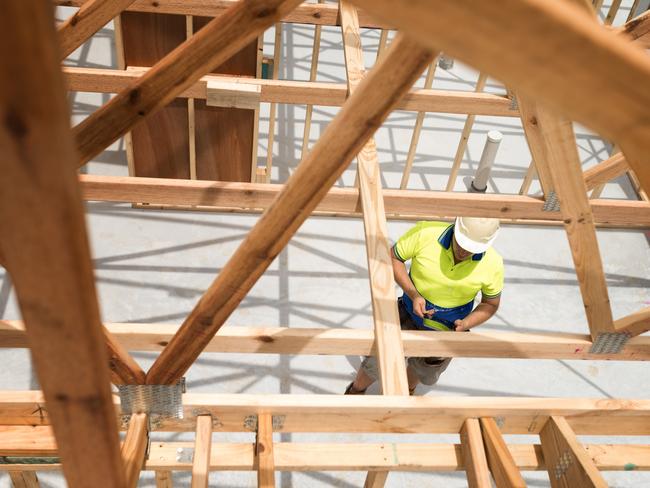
[
  {"x1": 494, "y1": 416, "x2": 505, "y2": 428},
  {"x1": 589, "y1": 332, "x2": 630, "y2": 354},
  {"x1": 542, "y1": 191, "x2": 561, "y2": 212},
  {"x1": 508, "y1": 93, "x2": 518, "y2": 111},
  {"x1": 243, "y1": 414, "x2": 285, "y2": 431},
  {"x1": 118, "y1": 378, "x2": 185, "y2": 419},
  {"x1": 554, "y1": 450, "x2": 573, "y2": 479},
  {"x1": 176, "y1": 447, "x2": 194, "y2": 463}
]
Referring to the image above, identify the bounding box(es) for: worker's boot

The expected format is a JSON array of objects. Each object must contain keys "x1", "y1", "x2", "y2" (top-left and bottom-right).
[{"x1": 344, "y1": 382, "x2": 366, "y2": 395}]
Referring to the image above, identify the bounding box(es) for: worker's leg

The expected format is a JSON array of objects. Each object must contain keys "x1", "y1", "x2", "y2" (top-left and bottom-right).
[
  {"x1": 406, "y1": 364, "x2": 420, "y2": 392},
  {"x1": 408, "y1": 356, "x2": 452, "y2": 389},
  {"x1": 345, "y1": 356, "x2": 379, "y2": 394}
]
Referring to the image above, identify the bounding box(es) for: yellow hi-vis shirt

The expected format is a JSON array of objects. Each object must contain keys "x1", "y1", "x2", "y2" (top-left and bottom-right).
[{"x1": 393, "y1": 221, "x2": 504, "y2": 330}]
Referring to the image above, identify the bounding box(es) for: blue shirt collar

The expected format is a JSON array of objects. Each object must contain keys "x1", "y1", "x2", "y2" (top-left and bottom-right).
[{"x1": 438, "y1": 224, "x2": 484, "y2": 261}]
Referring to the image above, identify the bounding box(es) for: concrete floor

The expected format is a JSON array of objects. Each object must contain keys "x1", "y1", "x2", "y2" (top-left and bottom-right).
[{"x1": 1, "y1": 2, "x2": 649, "y2": 486}]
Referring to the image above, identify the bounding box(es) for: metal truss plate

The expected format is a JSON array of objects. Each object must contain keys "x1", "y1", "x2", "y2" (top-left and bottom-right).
[
  {"x1": 554, "y1": 450, "x2": 573, "y2": 479},
  {"x1": 542, "y1": 191, "x2": 561, "y2": 212},
  {"x1": 176, "y1": 447, "x2": 194, "y2": 463},
  {"x1": 589, "y1": 332, "x2": 630, "y2": 354},
  {"x1": 118, "y1": 378, "x2": 185, "y2": 419}
]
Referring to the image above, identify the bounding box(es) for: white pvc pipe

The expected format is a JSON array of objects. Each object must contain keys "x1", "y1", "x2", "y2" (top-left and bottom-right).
[{"x1": 470, "y1": 130, "x2": 502, "y2": 192}]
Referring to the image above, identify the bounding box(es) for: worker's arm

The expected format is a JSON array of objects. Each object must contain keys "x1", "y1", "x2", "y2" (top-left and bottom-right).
[
  {"x1": 391, "y1": 247, "x2": 433, "y2": 318},
  {"x1": 454, "y1": 295, "x2": 500, "y2": 331}
]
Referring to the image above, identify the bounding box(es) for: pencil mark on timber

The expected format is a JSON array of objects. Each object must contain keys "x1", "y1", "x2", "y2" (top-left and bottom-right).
[{"x1": 5, "y1": 108, "x2": 28, "y2": 140}]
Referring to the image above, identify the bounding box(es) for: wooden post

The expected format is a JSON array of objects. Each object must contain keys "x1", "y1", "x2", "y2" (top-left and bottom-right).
[
  {"x1": 400, "y1": 60, "x2": 437, "y2": 189},
  {"x1": 256, "y1": 413, "x2": 275, "y2": 487},
  {"x1": 445, "y1": 72, "x2": 488, "y2": 191},
  {"x1": 340, "y1": 0, "x2": 411, "y2": 396},
  {"x1": 480, "y1": 418, "x2": 526, "y2": 488},
  {"x1": 72, "y1": 0, "x2": 304, "y2": 166},
  {"x1": 145, "y1": 35, "x2": 432, "y2": 385},
  {"x1": 348, "y1": 0, "x2": 650, "y2": 195},
  {"x1": 9, "y1": 472, "x2": 39, "y2": 488},
  {"x1": 186, "y1": 15, "x2": 197, "y2": 181},
  {"x1": 122, "y1": 413, "x2": 149, "y2": 488},
  {"x1": 191, "y1": 416, "x2": 213, "y2": 488},
  {"x1": 57, "y1": 0, "x2": 138, "y2": 59},
  {"x1": 518, "y1": 161, "x2": 537, "y2": 195},
  {"x1": 265, "y1": 23, "x2": 283, "y2": 180},
  {"x1": 300, "y1": 0, "x2": 325, "y2": 159},
  {"x1": 155, "y1": 471, "x2": 173, "y2": 487},
  {"x1": 460, "y1": 419, "x2": 491, "y2": 488},
  {"x1": 604, "y1": 0, "x2": 623, "y2": 25},
  {"x1": 583, "y1": 152, "x2": 628, "y2": 192},
  {"x1": 0, "y1": 2, "x2": 127, "y2": 487},
  {"x1": 527, "y1": 106, "x2": 615, "y2": 340},
  {"x1": 539, "y1": 416, "x2": 608, "y2": 488},
  {"x1": 364, "y1": 472, "x2": 389, "y2": 488}
]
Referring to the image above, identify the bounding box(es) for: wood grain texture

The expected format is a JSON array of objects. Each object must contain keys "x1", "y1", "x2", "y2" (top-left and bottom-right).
[
  {"x1": 539, "y1": 416, "x2": 607, "y2": 488},
  {"x1": 620, "y1": 10, "x2": 650, "y2": 47},
  {"x1": 0, "y1": 2, "x2": 127, "y2": 487},
  {"x1": 2, "y1": 391, "x2": 650, "y2": 435},
  {"x1": 348, "y1": 0, "x2": 650, "y2": 197},
  {"x1": 9, "y1": 472, "x2": 39, "y2": 488},
  {"x1": 191, "y1": 416, "x2": 212, "y2": 488},
  {"x1": 3, "y1": 320, "x2": 650, "y2": 360},
  {"x1": 120, "y1": 12, "x2": 190, "y2": 179},
  {"x1": 364, "y1": 471, "x2": 389, "y2": 488},
  {"x1": 256, "y1": 413, "x2": 275, "y2": 487},
  {"x1": 56, "y1": 0, "x2": 390, "y2": 28},
  {"x1": 340, "y1": 0, "x2": 411, "y2": 396},
  {"x1": 58, "y1": 0, "x2": 138, "y2": 58},
  {"x1": 480, "y1": 418, "x2": 526, "y2": 487},
  {"x1": 531, "y1": 107, "x2": 615, "y2": 339},
  {"x1": 615, "y1": 306, "x2": 650, "y2": 337},
  {"x1": 145, "y1": 35, "x2": 433, "y2": 385},
  {"x1": 460, "y1": 419, "x2": 491, "y2": 488},
  {"x1": 193, "y1": 16, "x2": 257, "y2": 182},
  {"x1": 122, "y1": 413, "x2": 148, "y2": 488},
  {"x1": 73, "y1": 0, "x2": 303, "y2": 165},
  {"x1": 583, "y1": 152, "x2": 628, "y2": 191},
  {"x1": 63, "y1": 66, "x2": 517, "y2": 115},
  {"x1": 3, "y1": 435, "x2": 650, "y2": 471},
  {"x1": 155, "y1": 471, "x2": 173, "y2": 487},
  {"x1": 77, "y1": 174, "x2": 650, "y2": 227}
]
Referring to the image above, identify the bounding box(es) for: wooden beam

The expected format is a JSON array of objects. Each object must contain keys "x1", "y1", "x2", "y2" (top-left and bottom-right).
[
  {"x1": 72, "y1": 0, "x2": 303, "y2": 166},
  {"x1": 57, "y1": 0, "x2": 138, "y2": 59},
  {"x1": 9, "y1": 472, "x2": 39, "y2": 488},
  {"x1": 3, "y1": 391, "x2": 650, "y2": 435},
  {"x1": 145, "y1": 35, "x2": 433, "y2": 385},
  {"x1": 122, "y1": 413, "x2": 148, "y2": 488},
  {"x1": 55, "y1": 0, "x2": 391, "y2": 28},
  {"x1": 2, "y1": 320, "x2": 650, "y2": 360},
  {"x1": 77, "y1": 174, "x2": 650, "y2": 228},
  {"x1": 620, "y1": 10, "x2": 650, "y2": 47},
  {"x1": 191, "y1": 416, "x2": 212, "y2": 488},
  {"x1": 256, "y1": 413, "x2": 275, "y2": 487},
  {"x1": 480, "y1": 417, "x2": 526, "y2": 488},
  {"x1": 461, "y1": 419, "x2": 491, "y2": 487},
  {"x1": 539, "y1": 416, "x2": 607, "y2": 488},
  {"x1": 583, "y1": 152, "x2": 629, "y2": 191},
  {"x1": 364, "y1": 472, "x2": 389, "y2": 487},
  {"x1": 528, "y1": 107, "x2": 615, "y2": 339},
  {"x1": 155, "y1": 471, "x2": 173, "y2": 487},
  {"x1": 4, "y1": 433, "x2": 650, "y2": 472},
  {"x1": 205, "y1": 80, "x2": 261, "y2": 110},
  {"x1": 348, "y1": 0, "x2": 650, "y2": 196},
  {"x1": 340, "y1": 0, "x2": 411, "y2": 396},
  {"x1": 0, "y1": 2, "x2": 127, "y2": 487},
  {"x1": 301, "y1": 3, "x2": 325, "y2": 159},
  {"x1": 63, "y1": 66, "x2": 517, "y2": 116},
  {"x1": 615, "y1": 306, "x2": 650, "y2": 338}
]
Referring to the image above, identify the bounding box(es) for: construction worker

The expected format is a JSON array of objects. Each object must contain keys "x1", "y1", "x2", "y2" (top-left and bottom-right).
[{"x1": 345, "y1": 217, "x2": 504, "y2": 395}]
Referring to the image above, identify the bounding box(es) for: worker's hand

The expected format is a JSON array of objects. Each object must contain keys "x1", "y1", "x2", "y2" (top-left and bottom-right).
[
  {"x1": 412, "y1": 295, "x2": 434, "y2": 319},
  {"x1": 454, "y1": 319, "x2": 470, "y2": 331}
]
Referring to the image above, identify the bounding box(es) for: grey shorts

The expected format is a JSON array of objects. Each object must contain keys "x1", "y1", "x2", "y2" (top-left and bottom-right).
[{"x1": 359, "y1": 299, "x2": 452, "y2": 386}]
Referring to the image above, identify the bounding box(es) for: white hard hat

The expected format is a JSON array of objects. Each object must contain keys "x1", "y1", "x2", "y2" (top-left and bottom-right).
[{"x1": 454, "y1": 216, "x2": 500, "y2": 254}]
